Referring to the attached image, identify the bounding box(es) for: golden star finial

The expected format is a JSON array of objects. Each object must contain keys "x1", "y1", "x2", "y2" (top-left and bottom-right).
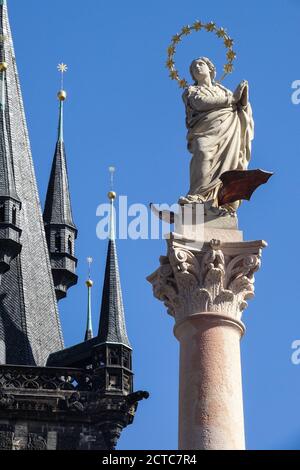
[
  {"x1": 57, "y1": 63, "x2": 68, "y2": 73},
  {"x1": 57, "y1": 63, "x2": 68, "y2": 90}
]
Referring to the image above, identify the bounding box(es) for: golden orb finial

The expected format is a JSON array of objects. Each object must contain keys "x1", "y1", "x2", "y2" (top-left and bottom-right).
[
  {"x1": 0, "y1": 62, "x2": 8, "y2": 72},
  {"x1": 108, "y1": 166, "x2": 116, "y2": 200},
  {"x1": 86, "y1": 279, "x2": 94, "y2": 288},
  {"x1": 57, "y1": 63, "x2": 68, "y2": 100},
  {"x1": 108, "y1": 191, "x2": 117, "y2": 201},
  {"x1": 57, "y1": 90, "x2": 67, "y2": 101}
]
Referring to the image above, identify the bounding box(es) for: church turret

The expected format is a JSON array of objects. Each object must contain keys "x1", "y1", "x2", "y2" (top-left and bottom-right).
[
  {"x1": 94, "y1": 190, "x2": 133, "y2": 396},
  {"x1": 43, "y1": 73, "x2": 78, "y2": 301},
  {"x1": 0, "y1": 48, "x2": 21, "y2": 276},
  {"x1": 46, "y1": 178, "x2": 148, "y2": 450},
  {"x1": 48, "y1": 188, "x2": 134, "y2": 394}
]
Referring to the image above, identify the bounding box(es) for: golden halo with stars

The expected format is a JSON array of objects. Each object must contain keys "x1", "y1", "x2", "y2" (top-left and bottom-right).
[{"x1": 166, "y1": 21, "x2": 236, "y2": 89}]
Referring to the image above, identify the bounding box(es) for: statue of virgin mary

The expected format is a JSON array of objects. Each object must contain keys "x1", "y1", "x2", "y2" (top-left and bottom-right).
[{"x1": 180, "y1": 57, "x2": 254, "y2": 213}]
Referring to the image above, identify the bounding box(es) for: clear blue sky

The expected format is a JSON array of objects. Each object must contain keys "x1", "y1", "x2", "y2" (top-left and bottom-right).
[{"x1": 8, "y1": 0, "x2": 300, "y2": 450}]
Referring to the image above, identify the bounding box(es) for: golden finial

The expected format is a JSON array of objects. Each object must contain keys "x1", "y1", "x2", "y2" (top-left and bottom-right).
[
  {"x1": 86, "y1": 279, "x2": 94, "y2": 288},
  {"x1": 0, "y1": 62, "x2": 7, "y2": 72},
  {"x1": 57, "y1": 90, "x2": 67, "y2": 101},
  {"x1": 86, "y1": 257, "x2": 94, "y2": 287},
  {"x1": 108, "y1": 191, "x2": 117, "y2": 200},
  {"x1": 57, "y1": 63, "x2": 68, "y2": 101},
  {"x1": 108, "y1": 166, "x2": 116, "y2": 200}
]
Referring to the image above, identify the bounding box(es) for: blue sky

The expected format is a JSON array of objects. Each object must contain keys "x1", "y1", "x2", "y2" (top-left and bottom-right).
[{"x1": 7, "y1": 0, "x2": 300, "y2": 450}]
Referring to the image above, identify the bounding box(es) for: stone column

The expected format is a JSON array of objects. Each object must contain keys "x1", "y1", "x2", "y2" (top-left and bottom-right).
[{"x1": 148, "y1": 234, "x2": 266, "y2": 450}]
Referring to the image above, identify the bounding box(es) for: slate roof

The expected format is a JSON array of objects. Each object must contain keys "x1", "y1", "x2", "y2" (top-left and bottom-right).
[{"x1": 97, "y1": 203, "x2": 131, "y2": 348}]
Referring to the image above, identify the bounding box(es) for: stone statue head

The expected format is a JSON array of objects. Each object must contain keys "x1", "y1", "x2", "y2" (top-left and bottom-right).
[{"x1": 190, "y1": 57, "x2": 216, "y2": 84}]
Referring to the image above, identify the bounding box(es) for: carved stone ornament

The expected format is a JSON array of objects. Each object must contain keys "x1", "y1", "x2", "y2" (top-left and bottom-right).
[
  {"x1": 27, "y1": 434, "x2": 47, "y2": 451},
  {"x1": 0, "y1": 431, "x2": 13, "y2": 450},
  {"x1": 0, "y1": 387, "x2": 15, "y2": 409},
  {"x1": 147, "y1": 238, "x2": 266, "y2": 324}
]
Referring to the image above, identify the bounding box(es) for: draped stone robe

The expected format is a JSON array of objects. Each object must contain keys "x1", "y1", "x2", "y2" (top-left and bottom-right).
[{"x1": 182, "y1": 83, "x2": 254, "y2": 207}]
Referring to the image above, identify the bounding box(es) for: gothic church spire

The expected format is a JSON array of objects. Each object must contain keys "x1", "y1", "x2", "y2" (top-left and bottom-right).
[
  {"x1": 97, "y1": 191, "x2": 131, "y2": 348},
  {"x1": 43, "y1": 79, "x2": 78, "y2": 301}
]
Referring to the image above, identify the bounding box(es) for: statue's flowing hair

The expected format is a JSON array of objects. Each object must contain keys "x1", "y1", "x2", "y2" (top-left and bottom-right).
[{"x1": 190, "y1": 57, "x2": 217, "y2": 83}]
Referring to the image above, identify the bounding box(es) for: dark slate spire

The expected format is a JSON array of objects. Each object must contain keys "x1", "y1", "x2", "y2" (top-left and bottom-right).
[
  {"x1": 98, "y1": 193, "x2": 131, "y2": 348},
  {"x1": 43, "y1": 98, "x2": 75, "y2": 228},
  {"x1": 43, "y1": 88, "x2": 78, "y2": 301},
  {"x1": 0, "y1": 64, "x2": 18, "y2": 201},
  {"x1": 0, "y1": 20, "x2": 22, "y2": 276},
  {"x1": 0, "y1": 0, "x2": 63, "y2": 365}
]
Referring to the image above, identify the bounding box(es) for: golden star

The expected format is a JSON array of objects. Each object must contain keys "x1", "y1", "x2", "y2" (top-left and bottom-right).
[
  {"x1": 181, "y1": 25, "x2": 191, "y2": 36},
  {"x1": 216, "y1": 28, "x2": 226, "y2": 38},
  {"x1": 166, "y1": 59, "x2": 175, "y2": 69},
  {"x1": 224, "y1": 37, "x2": 234, "y2": 48},
  {"x1": 205, "y1": 22, "x2": 216, "y2": 32},
  {"x1": 224, "y1": 63, "x2": 234, "y2": 74},
  {"x1": 167, "y1": 45, "x2": 176, "y2": 56},
  {"x1": 170, "y1": 70, "x2": 179, "y2": 80},
  {"x1": 57, "y1": 63, "x2": 68, "y2": 73},
  {"x1": 179, "y1": 79, "x2": 188, "y2": 89},
  {"x1": 226, "y1": 50, "x2": 236, "y2": 61},
  {"x1": 172, "y1": 34, "x2": 181, "y2": 44},
  {"x1": 193, "y1": 21, "x2": 202, "y2": 31}
]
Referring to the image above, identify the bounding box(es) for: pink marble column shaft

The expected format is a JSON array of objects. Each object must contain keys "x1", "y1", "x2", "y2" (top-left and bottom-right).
[{"x1": 174, "y1": 313, "x2": 246, "y2": 450}]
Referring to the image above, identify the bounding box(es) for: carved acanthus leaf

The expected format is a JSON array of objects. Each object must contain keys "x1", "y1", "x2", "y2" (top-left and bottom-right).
[{"x1": 147, "y1": 239, "x2": 264, "y2": 322}]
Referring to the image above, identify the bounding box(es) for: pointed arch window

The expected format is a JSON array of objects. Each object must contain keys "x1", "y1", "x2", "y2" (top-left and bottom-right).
[
  {"x1": 68, "y1": 235, "x2": 73, "y2": 256},
  {"x1": 0, "y1": 204, "x2": 4, "y2": 222},
  {"x1": 12, "y1": 205, "x2": 17, "y2": 225},
  {"x1": 55, "y1": 232, "x2": 61, "y2": 253}
]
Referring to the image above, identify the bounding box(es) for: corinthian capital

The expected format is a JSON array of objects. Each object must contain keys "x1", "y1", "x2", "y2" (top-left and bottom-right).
[{"x1": 147, "y1": 237, "x2": 266, "y2": 324}]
